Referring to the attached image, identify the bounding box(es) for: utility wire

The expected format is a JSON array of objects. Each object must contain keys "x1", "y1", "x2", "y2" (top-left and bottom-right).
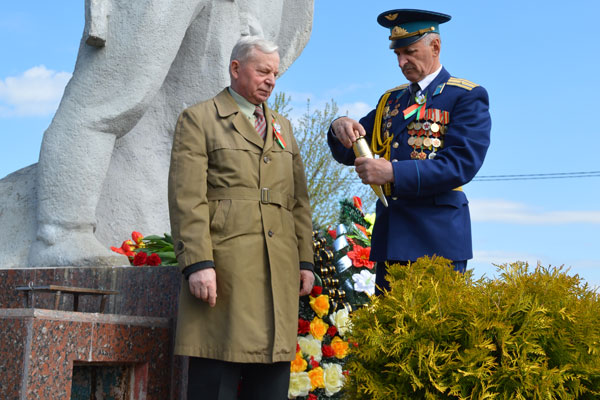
[
  {"x1": 313, "y1": 170, "x2": 600, "y2": 183},
  {"x1": 473, "y1": 171, "x2": 600, "y2": 182}
]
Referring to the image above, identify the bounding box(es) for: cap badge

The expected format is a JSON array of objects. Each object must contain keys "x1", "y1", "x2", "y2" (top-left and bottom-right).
[
  {"x1": 384, "y1": 13, "x2": 398, "y2": 21},
  {"x1": 392, "y1": 26, "x2": 409, "y2": 37}
]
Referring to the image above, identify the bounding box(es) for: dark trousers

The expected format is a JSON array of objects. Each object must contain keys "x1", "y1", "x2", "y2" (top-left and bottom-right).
[
  {"x1": 187, "y1": 357, "x2": 291, "y2": 400},
  {"x1": 375, "y1": 260, "x2": 467, "y2": 295}
]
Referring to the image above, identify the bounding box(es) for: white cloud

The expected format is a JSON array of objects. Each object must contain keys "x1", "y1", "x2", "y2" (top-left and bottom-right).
[
  {"x1": 469, "y1": 198, "x2": 600, "y2": 224},
  {"x1": 472, "y1": 249, "x2": 542, "y2": 267},
  {"x1": 337, "y1": 102, "x2": 371, "y2": 121},
  {"x1": 0, "y1": 65, "x2": 71, "y2": 117}
]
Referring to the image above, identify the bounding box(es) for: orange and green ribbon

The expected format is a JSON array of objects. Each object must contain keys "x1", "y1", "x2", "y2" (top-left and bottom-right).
[
  {"x1": 403, "y1": 101, "x2": 427, "y2": 120},
  {"x1": 272, "y1": 118, "x2": 286, "y2": 149}
]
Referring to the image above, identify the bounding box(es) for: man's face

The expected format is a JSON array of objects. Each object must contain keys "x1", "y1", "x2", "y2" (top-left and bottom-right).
[
  {"x1": 230, "y1": 49, "x2": 280, "y2": 105},
  {"x1": 394, "y1": 36, "x2": 441, "y2": 83}
]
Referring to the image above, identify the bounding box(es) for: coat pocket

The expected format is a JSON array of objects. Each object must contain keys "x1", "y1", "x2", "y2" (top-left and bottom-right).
[{"x1": 209, "y1": 199, "x2": 231, "y2": 232}]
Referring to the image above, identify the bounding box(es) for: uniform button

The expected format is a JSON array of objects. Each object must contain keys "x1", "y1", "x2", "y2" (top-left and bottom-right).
[
  {"x1": 264, "y1": 156, "x2": 271, "y2": 163},
  {"x1": 268, "y1": 230, "x2": 274, "y2": 237},
  {"x1": 392, "y1": 197, "x2": 398, "y2": 200},
  {"x1": 392, "y1": 142, "x2": 399, "y2": 148},
  {"x1": 391, "y1": 159, "x2": 398, "y2": 162}
]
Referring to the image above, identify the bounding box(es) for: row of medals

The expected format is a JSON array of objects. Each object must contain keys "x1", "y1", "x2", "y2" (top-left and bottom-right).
[{"x1": 407, "y1": 119, "x2": 448, "y2": 160}]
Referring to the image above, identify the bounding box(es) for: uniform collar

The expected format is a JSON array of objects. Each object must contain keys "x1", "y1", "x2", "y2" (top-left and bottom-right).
[{"x1": 413, "y1": 64, "x2": 443, "y2": 94}]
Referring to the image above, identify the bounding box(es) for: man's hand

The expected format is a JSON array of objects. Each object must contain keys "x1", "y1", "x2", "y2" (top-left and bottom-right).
[
  {"x1": 299, "y1": 270, "x2": 315, "y2": 296},
  {"x1": 331, "y1": 117, "x2": 366, "y2": 149},
  {"x1": 189, "y1": 268, "x2": 217, "y2": 307},
  {"x1": 354, "y1": 157, "x2": 394, "y2": 185}
]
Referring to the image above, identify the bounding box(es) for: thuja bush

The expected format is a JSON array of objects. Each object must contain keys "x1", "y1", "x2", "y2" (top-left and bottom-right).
[{"x1": 344, "y1": 256, "x2": 600, "y2": 399}]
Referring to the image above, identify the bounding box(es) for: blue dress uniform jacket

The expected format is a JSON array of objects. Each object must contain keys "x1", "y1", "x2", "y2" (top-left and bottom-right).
[{"x1": 328, "y1": 67, "x2": 491, "y2": 262}]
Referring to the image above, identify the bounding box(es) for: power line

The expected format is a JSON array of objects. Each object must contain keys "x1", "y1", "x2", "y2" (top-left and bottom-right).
[
  {"x1": 473, "y1": 171, "x2": 600, "y2": 182},
  {"x1": 311, "y1": 170, "x2": 600, "y2": 183}
]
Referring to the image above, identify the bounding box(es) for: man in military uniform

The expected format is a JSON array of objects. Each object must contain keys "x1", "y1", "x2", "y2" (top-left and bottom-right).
[{"x1": 328, "y1": 9, "x2": 491, "y2": 293}]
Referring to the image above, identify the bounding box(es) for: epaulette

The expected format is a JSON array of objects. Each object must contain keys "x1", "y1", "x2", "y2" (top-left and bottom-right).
[
  {"x1": 446, "y1": 77, "x2": 479, "y2": 91},
  {"x1": 385, "y1": 83, "x2": 409, "y2": 94}
]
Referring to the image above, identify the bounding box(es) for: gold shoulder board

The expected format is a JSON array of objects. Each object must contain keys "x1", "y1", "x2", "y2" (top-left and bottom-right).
[
  {"x1": 385, "y1": 84, "x2": 409, "y2": 94},
  {"x1": 447, "y1": 77, "x2": 479, "y2": 91}
]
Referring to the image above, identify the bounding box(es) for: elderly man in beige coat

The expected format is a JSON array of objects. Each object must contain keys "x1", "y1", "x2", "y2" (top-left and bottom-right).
[{"x1": 168, "y1": 36, "x2": 314, "y2": 399}]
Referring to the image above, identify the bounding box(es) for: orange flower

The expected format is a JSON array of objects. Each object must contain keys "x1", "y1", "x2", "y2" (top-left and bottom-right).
[
  {"x1": 310, "y1": 317, "x2": 329, "y2": 341},
  {"x1": 353, "y1": 196, "x2": 363, "y2": 212},
  {"x1": 121, "y1": 240, "x2": 134, "y2": 253},
  {"x1": 131, "y1": 231, "x2": 144, "y2": 245},
  {"x1": 308, "y1": 367, "x2": 325, "y2": 390},
  {"x1": 354, "y1": 223, "x2": 370, "y2": 238},
  {"x1": 291, "y1": 351, "x2": 307, "y2": 373},
  {"x1": 347, "y1": 245, "x2": 375, "y2": 269},
  {"x1": 331, "y1": 336, "x2": 349, "y2": 359},
  {"x1": 309, "y1": 294, "x2": 330, "y2": 318}
]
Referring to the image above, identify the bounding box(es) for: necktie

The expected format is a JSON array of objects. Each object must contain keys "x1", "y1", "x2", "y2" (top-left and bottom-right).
[
  {"x1": 254, "y1": 106, "x2": 266, "y2": 140},
  {"x1": 409, "y1": 82, "x2": 420, "y2": 105}
]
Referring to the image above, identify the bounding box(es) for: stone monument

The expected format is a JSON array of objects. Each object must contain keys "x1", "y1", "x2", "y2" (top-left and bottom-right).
[{"x1": 0, "y1": 0, "x2": 314, "y2": 268}]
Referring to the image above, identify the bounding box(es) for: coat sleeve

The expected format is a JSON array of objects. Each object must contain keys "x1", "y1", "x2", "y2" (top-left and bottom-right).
[
  {"x1": 288, "y1": 118, "x2": 314, "y2": 267},
  {"x1": 168, "y1": 108, "x2": 214, "y2": 272}
]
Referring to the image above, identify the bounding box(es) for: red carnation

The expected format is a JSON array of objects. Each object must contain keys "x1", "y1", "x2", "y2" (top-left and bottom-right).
[
  {"x1": 328, "y1": 228, "x2": 337, "y2": 239},
  {"x1": 296, "y1": 343, "x2": 301, "y2": 353},
  {"x1": 147, "y1": 253, "x2": 161, "y2": 266},
  {"x1": 298, "y1": 318, "x2": 310, "y2": 335},
  {"x1": 311, "y1": 286, "x2": 322, "y2": 297},
  {"x1": 322, "y1": 344, "x2": 334, "y2": 358},
  {"x1": 308, "y1": 394, "x2": 318, "y2": 400},
  {"x1": 132, "y1": 252, "x2": 147, "y2": 266},
  {"x1": 309, "y1": 356, "x2": 319, "y2": 369},
  {"x1": 347, "y1": 245, "x2": 375, "y2": 269},
  {"x1": 327, "y1": 325, "x2": 338, "y2": 337}
]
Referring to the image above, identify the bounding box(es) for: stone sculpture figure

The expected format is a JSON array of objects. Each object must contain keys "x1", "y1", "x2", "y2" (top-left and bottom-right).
[{"x1": 0, "y1": 0, "x2": 314, "y2": 268}]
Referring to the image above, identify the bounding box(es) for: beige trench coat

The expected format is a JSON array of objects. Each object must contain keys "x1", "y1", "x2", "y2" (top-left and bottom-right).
[{"x1": 168, "y1": 89, "x2": 313, "y2": 363}]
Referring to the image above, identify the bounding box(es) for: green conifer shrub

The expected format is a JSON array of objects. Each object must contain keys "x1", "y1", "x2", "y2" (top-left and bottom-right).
[{"x1": 344, "y1": 256, "x2": 600, "y2": 399}]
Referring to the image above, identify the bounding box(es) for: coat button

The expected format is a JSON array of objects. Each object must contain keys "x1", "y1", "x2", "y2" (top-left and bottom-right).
[
  {"x1": 268, "y1": 230, "x2": 274, "y2": 237},
  {"x1": 264, "y1": 156, "x2": 271, "y2": 163},
  {"x1": 391, "y1": 159, "x2": 398, "y2": 162},
  {"x1": 392, "y1": 142, "x2": 399, "y2": 148}
]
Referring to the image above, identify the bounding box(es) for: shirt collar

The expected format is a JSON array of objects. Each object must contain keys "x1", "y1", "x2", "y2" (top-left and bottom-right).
[
  {"x1": 228, "y1": 87, "x2": 259, "y2": 120},
  {"x1": 415, "y1": 64, "x2": 443, "y2": 93}
]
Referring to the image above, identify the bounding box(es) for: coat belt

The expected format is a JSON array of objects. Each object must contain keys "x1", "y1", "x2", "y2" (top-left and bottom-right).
[{"x1": 206, "y1": 187, "x2": 296, "y2": 211}]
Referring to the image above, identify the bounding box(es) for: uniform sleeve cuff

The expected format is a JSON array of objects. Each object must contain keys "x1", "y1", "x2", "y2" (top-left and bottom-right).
[
  {"x1": 182, "y1": 260, "x2": 215, "y2": 280},
  {"x1": 300, "y1": 262, "x2": 314, "y2": 272}
]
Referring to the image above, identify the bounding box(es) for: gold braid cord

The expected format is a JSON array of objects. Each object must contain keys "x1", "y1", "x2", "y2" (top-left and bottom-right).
[{"x1": 370, "y1": 92, "x2": 393, "y2": 195}]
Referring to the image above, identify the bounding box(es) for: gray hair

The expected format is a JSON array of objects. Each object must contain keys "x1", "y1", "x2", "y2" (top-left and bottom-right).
[
  {"x1": 420, "y1": 32, "x2": 440, "y2": 46},
  {"x1": 230, "y1": 36, "x2": 279, "y2": 64}
]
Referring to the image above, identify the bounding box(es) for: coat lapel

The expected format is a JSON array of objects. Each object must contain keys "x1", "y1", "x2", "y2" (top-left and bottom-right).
[
  {"x1": 424, "y1": 67, "x2": 451, "y2": 109},
  {"x1": 214, "y1": 89, "x2": 264, "y2": 149}
]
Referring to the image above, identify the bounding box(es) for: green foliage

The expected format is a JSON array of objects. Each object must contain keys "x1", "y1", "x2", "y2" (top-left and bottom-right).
[
  {"x1": 344, "y1": 257, "x2": 600, "y2": 399},
  {"x1": 136, "y1": 233, "x2": 177, "y2": 265},
  {"x1": 270, "y1": 93, "x2": 376, "y2": 227}
]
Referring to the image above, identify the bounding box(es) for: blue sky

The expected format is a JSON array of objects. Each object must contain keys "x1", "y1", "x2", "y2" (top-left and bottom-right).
[{"x1": 1, "y1": 1, "x2": 600, "y2": 285}]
